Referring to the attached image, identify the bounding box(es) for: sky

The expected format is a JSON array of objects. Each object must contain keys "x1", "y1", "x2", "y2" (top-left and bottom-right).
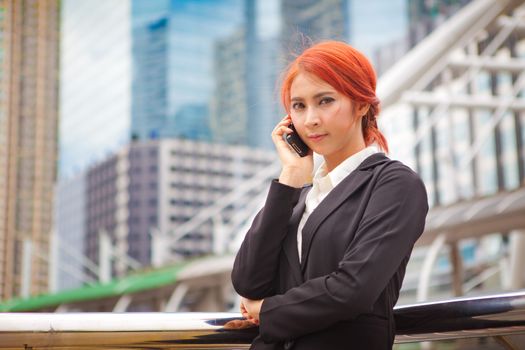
[{"x1": 59, "y1": 0, "x2": 131, "y2": 179}]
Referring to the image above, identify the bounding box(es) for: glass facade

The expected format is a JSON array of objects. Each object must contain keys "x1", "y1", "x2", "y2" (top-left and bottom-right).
[
  {"x1": 131, "y1": 15, "x2": 169, "y2": 140},
  {"x1": 131, "y1": 0, "x2": 243, "y2": 142}
]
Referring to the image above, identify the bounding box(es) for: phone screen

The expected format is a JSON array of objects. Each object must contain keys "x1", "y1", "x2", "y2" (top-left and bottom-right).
[{"x1": 285, "y1": 124, "x2": 310, "y2": 157}]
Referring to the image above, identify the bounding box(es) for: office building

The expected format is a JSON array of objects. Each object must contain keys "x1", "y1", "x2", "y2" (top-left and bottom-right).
[
  {"x1": 0, "y1": 0, "x2": 60, "y2": 299},
  {"x1": 131, "y1": 0, "x2": 243, "y2": 143},
  {"x1": 281, "y1": 0, "x2": 349, "y2": 53},
  {"x1": 56, "y1": 139, "x2": 275, "y2": 282},
  {"x1": 131, "y1": 14, "x2": 168, "y2": 141},
  {"x1": 353, "y1": 0, "x2": 408, "y2": 75},
  {"x1": 210, "y1": 28, "x2": 248, "y2": 146},
  {"x1": 55, "y1": 174, "x2": 86, "y2": 291},
  {"x1": 408, "y1": 0, "x2": 472, "y2": 47}
]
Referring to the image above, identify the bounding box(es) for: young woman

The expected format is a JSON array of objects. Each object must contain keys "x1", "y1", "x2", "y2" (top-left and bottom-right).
[{"x1": 231, "y1": 41, "x2": 428, "y2": 350}]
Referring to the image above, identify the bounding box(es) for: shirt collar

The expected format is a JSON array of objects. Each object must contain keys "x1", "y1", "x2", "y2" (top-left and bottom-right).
[{"x1": 313, "y1": 145, "x2": 380, "y2": 189}]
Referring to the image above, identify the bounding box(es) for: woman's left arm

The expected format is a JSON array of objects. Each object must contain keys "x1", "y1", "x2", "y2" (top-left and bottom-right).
[{"x1": 257, "y1": 165, "x2": 429, "y2": 343}]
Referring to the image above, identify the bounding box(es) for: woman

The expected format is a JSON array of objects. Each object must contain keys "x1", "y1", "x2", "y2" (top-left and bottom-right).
[{"x1": 231, "y1": 41, "x2": 428, "y2": 350}]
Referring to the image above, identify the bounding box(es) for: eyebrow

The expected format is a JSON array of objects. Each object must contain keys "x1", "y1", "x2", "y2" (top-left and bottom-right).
[{"x1": 291, "y1": 91, "x2": 335, "y2": 102}]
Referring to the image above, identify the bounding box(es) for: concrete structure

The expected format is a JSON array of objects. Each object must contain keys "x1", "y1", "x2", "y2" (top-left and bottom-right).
[
  {"x1": 0, "y1": 0, "x2": 60, "y2": 300},
  {"x1": 377, "y1": 0, "x2": 525, "y2": 300}
]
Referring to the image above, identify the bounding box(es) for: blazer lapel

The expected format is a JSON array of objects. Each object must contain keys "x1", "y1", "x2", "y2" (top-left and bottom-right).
[
  {"x1": 300, "y1": 169, "x2": 373, "y2": 272},
  {"x1": 282, "y1": 186, "x2": 311, "y2": 285}
]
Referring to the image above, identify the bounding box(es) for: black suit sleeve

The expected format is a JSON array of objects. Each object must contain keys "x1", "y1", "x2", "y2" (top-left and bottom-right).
[
  {"x1": 231, "y1": 180, "x2": 303, "y2": 300},
  {"x1": 258, "y1": 166, "x2": 428, "y2": 343}
]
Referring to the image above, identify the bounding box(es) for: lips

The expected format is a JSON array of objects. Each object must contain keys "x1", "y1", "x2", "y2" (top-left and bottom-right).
[{"x1": 308, "y1": 133, "x2": 327, "y2": 142}]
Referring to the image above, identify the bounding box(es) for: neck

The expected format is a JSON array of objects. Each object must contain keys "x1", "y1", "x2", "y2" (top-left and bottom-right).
[{"x1": 324, "y1": 142, "x2": 367, "y2": 173}]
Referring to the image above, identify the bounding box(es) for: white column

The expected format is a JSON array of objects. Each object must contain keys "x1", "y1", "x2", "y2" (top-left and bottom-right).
[
  {"x1": 151, "y1": 227, "x2": 169, "y2": 267},
  {"x1": 417, "y1": 233, "x2": 447, "y2": 302},
  {"x1": 212, "y1": 215, "x2": 227, "y2": 255},
  {"x1": 99, "y1": 230, "x2": 112, "y2": 283},
  {"x1": 48, "y1": 228, "x2": 58, "y2": 293},
  {"x1": 113, "y1": 295, "x2": 133, "y2": 312},
  {"x1": 164, "y1": 283, "x2": 189, "y2": 312},
  {"x1": 508, "y1": 230, "x2": 525, "y2": 290},
  {"x1": 21, "y1": 238, "x2": 33, "y2": 298}
]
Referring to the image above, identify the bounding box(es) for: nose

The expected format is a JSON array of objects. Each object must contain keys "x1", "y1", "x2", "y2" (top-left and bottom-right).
[{"x1": 304, "y1": 107, "x2": 320, "y2": 127}]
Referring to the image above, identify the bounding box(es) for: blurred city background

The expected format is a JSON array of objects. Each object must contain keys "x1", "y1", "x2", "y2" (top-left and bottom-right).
[{"x1": 0, "y1": 0, "x2": 524, "y2": 320}]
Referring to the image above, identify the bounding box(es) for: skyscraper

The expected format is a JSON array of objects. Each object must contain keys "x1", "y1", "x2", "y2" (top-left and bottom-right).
[
  {"x1": 0, "y1": 0, "x2": 60, "y2": 299},
  {"x1": 408, "y1": 0, "x2": 472, "y2": 47},
  {"x1": 243, "y1": 0, "x2": 283, "y2": 149},
  {"x1": 131, "y1": 14, "x2": 169, "y2": 141},
  {"x1": 131, "y1": 0, "x2": 243, "y2": 142},
  {"x1": 210, "y1": 28, "x2": 248, "y2": 146},
  {"x1": 281, "y1": 0, "x2": 349, "y2": 52}
]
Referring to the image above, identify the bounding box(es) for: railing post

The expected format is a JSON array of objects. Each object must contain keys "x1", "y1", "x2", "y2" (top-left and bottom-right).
[{"x1": 450, "y1": 241, "x2": 464, "y2": 297}]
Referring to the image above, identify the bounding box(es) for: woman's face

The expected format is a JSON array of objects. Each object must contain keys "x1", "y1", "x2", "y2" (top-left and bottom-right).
[{"x1": 289, "y1": 71, "x2": 367, "y2": 169}]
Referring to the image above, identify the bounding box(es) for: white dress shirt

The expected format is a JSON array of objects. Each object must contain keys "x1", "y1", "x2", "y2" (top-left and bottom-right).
[{"x1": 297, "y1": 146, "x2": 380, "y2": 261}]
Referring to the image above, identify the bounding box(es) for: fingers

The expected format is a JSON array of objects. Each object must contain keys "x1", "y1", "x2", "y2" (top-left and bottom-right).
[
  {"x1": 272, "y1": 115, "x2": 293, "y2": 137},
  {"x1": 241, "y1": 306, "x2": 258, "y2": 325},
  {"x1": 240, "y1": 299, "x2": 249, "y2": 318},
  {"x1": 223, "y1": 319, "x2": 257, "y2": 330},
  {"x1": 240, "y1": 297, "x2": 261, "y2": 325}
]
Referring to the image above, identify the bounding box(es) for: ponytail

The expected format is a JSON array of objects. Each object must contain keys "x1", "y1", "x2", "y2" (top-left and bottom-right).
[{"x1": 361, "y1": 99, "x2": 388, "y2": 153}]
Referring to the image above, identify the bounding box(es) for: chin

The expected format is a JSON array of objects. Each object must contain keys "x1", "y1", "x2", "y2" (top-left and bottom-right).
[{"x1": 311, "y1": 147, "x2": 330, "y2": 157}]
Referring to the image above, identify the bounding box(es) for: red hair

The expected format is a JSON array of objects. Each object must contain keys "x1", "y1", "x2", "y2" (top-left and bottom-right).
[{"x1": 281, "y1": 41, "x2": 388, "y2": 153}]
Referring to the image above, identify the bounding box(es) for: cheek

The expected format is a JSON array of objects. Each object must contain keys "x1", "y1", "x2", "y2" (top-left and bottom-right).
[{"x1": 290, "y1": 113, "x2": 305, "y2": 127}]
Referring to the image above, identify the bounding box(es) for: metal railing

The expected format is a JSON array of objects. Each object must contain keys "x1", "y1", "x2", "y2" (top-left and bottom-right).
[{"x1": 1, "y1": 291, "x2": 524, "y2": 349}]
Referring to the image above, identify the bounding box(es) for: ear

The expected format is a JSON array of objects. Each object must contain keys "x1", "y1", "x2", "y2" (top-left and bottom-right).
[{"x1": 356, "y1": 102, "x2": 370, "y2": 117}]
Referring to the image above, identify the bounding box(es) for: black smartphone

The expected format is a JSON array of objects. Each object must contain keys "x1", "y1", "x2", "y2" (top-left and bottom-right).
[{"x1": 285, "y1": 123, "x2": 310, "y2": 157}]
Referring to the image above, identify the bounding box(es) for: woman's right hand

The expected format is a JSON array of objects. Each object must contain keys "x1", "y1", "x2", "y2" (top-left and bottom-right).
[{"x1": 272, "y1": 115, "x2": 313, "y2": 188}]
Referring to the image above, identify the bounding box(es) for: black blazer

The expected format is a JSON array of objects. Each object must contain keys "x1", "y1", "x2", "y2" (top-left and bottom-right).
[{"x1": 232, "y1": 153, "x2": 428, "y2": 350}]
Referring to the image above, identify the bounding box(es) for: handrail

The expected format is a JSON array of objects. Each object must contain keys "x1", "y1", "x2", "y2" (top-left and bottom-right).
[{"x1": 1, "y1": 292, "x2": 524, "y2": 348}]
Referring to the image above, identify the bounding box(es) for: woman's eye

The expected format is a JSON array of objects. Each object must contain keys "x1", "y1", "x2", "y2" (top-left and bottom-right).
[
  {"x1": 292, "y1": 102, "x2": 304, "y2": 110},
  {"x1": 320, "y1": 97, "x2": 334, "y2": 105}
]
